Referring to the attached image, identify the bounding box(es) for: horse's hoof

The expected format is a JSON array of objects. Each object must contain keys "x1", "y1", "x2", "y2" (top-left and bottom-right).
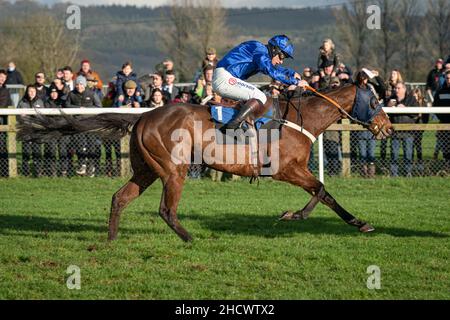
[
  {"x1": 180, "y1": 233, "x2": 193, "y2": 242},
  {"x1": 279, "y1": 211, "x2": 297, "y2": 221},
  {"x1": 359, "y1": 223, "x2": 375, "y2": 233}
]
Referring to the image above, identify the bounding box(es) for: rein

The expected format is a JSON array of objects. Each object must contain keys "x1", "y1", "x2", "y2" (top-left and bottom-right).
[
  {"x1": 305, "y1": 85, "x2": 371, "y2": 128},
  {"x1": 267, "y1": 93, "x2": 316, "y2": 143}
]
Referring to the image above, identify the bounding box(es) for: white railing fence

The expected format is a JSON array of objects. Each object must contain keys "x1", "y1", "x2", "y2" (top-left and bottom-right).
[{"x1": 0, "y1": 106, "x2": 449, "y2": 180}]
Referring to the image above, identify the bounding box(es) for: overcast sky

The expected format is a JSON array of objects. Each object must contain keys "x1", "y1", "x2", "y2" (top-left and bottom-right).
[{"x1": 32, "y1": 0, "x2": 347, "y2": 8}]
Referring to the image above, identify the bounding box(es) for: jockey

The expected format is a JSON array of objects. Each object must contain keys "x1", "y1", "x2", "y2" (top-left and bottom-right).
[{"x1": 213, "y1": 35, "x2": 308, "y2": 132}]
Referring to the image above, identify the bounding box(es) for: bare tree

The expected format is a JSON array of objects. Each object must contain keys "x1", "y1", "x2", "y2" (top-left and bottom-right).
[
  {"x1": 334, "y1": 0, "x2": 370, "y2": 71},
  {"x1": 195, "y1": 0, "x2": 228, "y2": 57},
  {"x1": 0, "y1": 12, "x2": 80, "y2": 83},
  {"x1": 396, "y1": 0, "x2": 424, "y2": 80},
  {"x1": 158, "y1": 0, "x2": 195, "y2": 82},
  {"x1": 374, "y1": 0, "x2": 401, "y2": 78},
  {"x1": 157, "y1": 0, "x2": 229, "y2": 81},
  {"x1": 30, "y1": 13, "x2": 80, "y2": 77},
  {"x1": 426, "y1": 0, "x2": 450, "y2": 59}
]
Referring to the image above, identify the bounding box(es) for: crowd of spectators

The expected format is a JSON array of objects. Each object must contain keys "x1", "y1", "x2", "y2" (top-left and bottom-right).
[{"x1": 0, "y1": 39, "x2": 450, "y2": 178}]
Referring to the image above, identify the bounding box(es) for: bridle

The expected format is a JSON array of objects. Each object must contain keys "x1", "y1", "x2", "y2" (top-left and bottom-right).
[{"x1": 305, "y1": 85, "x2": 372, "y2": 128}]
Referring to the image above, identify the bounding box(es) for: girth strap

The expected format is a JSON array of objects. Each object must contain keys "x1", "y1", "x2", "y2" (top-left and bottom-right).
[{"x1": 280, "y1": 120, "x2": 316, "y2": 143}]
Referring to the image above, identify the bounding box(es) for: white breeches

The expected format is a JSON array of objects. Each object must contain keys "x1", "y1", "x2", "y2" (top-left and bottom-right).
[{"x1": 212, "y1": 67, "x2": 267, "y2": 104}]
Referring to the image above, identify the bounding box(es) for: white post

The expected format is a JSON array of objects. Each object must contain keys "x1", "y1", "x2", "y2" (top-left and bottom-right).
[{"x1": 318, "y1": 133, "x2": 324, "y2": 184}]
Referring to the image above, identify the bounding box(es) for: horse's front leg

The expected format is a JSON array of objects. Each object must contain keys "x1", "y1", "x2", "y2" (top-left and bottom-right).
[
  {"x1": 315, "y1": 184, "x2": 375, "y2": 232},
  {"x1": 276, "y1": 167, "x2": 374, "y2": 233}
]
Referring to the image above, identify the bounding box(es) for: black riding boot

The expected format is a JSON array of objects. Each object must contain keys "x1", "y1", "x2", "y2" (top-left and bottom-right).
[{"x1": 220, "y1": 103, "x2": 255, "y2": 134}]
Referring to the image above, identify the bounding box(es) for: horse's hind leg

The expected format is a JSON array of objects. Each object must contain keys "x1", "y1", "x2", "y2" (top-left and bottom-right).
[
  {"x1": 279, "y1": 169, "x2": 323, "y2": 220},
  {"x1": 159, "y1": 173, "x2": 192, "y2": 242},
  {"x1": 108, "y1": 171, "x2": 158, "y2": 240}
]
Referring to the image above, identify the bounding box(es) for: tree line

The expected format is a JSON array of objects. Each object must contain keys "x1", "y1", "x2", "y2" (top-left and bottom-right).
[
  {"x1": 335, "y1": 0, "x2": 450, "y2": 80},
  {"x1": 0, "y1": 0, "x2": 448, "y2": 84}
]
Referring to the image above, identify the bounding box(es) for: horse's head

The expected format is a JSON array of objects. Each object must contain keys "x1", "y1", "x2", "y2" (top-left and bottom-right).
[{"x1": 351, "y1": 86, "x2": 394, "y2": 140}]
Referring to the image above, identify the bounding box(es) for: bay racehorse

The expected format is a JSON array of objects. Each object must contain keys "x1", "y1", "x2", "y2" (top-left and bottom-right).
[{"x1": 18, "y1": 84, "x2": 393, "y2": 242}]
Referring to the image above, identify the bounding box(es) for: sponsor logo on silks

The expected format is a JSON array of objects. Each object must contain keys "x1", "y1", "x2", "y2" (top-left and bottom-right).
[
  {"x1": 228, "y1": 77, "x2": 255, "y2": 91},
  {"x1": 228, "y1": 78, "x2": 237, "y2": 85},
  {"x1": 236, "y1": 81, "x2": 255, "y2": 91}
]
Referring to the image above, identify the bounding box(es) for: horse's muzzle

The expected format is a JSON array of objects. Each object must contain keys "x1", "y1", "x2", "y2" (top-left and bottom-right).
[
  {"x1": 376, "y1": 124, "x2": 394, "y2": 140},
  {"x1": 370, "y1": 123, "x2": 394, "y2": 140}
]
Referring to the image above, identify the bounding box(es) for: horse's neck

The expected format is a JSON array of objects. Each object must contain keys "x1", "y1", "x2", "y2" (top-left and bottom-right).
[{"x1": 282, "y1": 87, "x2": 354, "y2": 137}]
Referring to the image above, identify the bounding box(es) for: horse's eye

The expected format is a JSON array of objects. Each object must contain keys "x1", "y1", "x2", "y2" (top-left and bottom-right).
[{"x1": 369, "y1": 96, "x2": 378, "y2": 109}]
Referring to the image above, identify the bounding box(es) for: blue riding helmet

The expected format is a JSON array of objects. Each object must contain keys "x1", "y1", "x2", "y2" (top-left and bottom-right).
[{"x1": 268, "y1": 35, "x2": 294, "y2": 59}]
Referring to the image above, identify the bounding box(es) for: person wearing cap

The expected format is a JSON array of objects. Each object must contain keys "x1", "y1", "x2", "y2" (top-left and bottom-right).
[
  {"x1": 115, "y1": 61, "x2": 142, "y2": 103},
  {"x1": 47, "y1": 78, "x2": 70, "y2": 176},
  {"x1": 34, "y1": 71, "x2": 50, "y2": 101},
  {"x1": 66, "y1": 76, "x2": 102, "y2": 108},
  {"x1": 354, "y1": 69, "x2": 384, "y2": 178},
  {"x1": 114, "y1": 80, "x2": 142, "y2": 108},
  {"x1": 172, "y1": 87, "x2": 191, "y2": 104},
  {"x1": 319, "y1": 60, "x2": 335, "y2": 90},
  {"x1": 41, "y1": 86, "x2": 62, "y2": 176},
  {"x1": 202, "y1": 47, "x2": 218, "y2": 70},
  {"x1": 426, "y1": 58, "x2": 444, "y2": 97},
  {"x1": 45, "y1": 86, "x2": 63, "y2": 108},
  {"x1": 66, "y1": 76, "x2": 102, "y2": 177},
  {"x1": 74, "y1": 59, "x2": 103, "y2": 90},
  {"x1": 359, "y1": 68, "x2": 386, "y2": 101},
  {"x1": 214, "y1": 35, "x2": 307, "y2": 133}
]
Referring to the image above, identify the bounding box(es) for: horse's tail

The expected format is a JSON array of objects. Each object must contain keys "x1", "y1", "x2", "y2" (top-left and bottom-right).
[{"x1": 17, "y1": 112, "x2": 142, "y2": 143}]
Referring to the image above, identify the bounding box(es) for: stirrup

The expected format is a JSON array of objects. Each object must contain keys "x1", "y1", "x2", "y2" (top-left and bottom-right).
[{"x1": 219, "y1": 121, "x2": 255, "y2": 137}]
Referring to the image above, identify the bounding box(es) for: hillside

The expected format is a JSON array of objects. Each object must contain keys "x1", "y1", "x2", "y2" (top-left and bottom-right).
[{"x1": 0, "y1": 1, "x2": 338, "y2": 82}]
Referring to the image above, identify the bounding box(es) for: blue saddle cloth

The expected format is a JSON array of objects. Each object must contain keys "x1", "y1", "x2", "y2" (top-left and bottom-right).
[{"x1": 210, "y1": 105, "x2": 273, "y2": 130}]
